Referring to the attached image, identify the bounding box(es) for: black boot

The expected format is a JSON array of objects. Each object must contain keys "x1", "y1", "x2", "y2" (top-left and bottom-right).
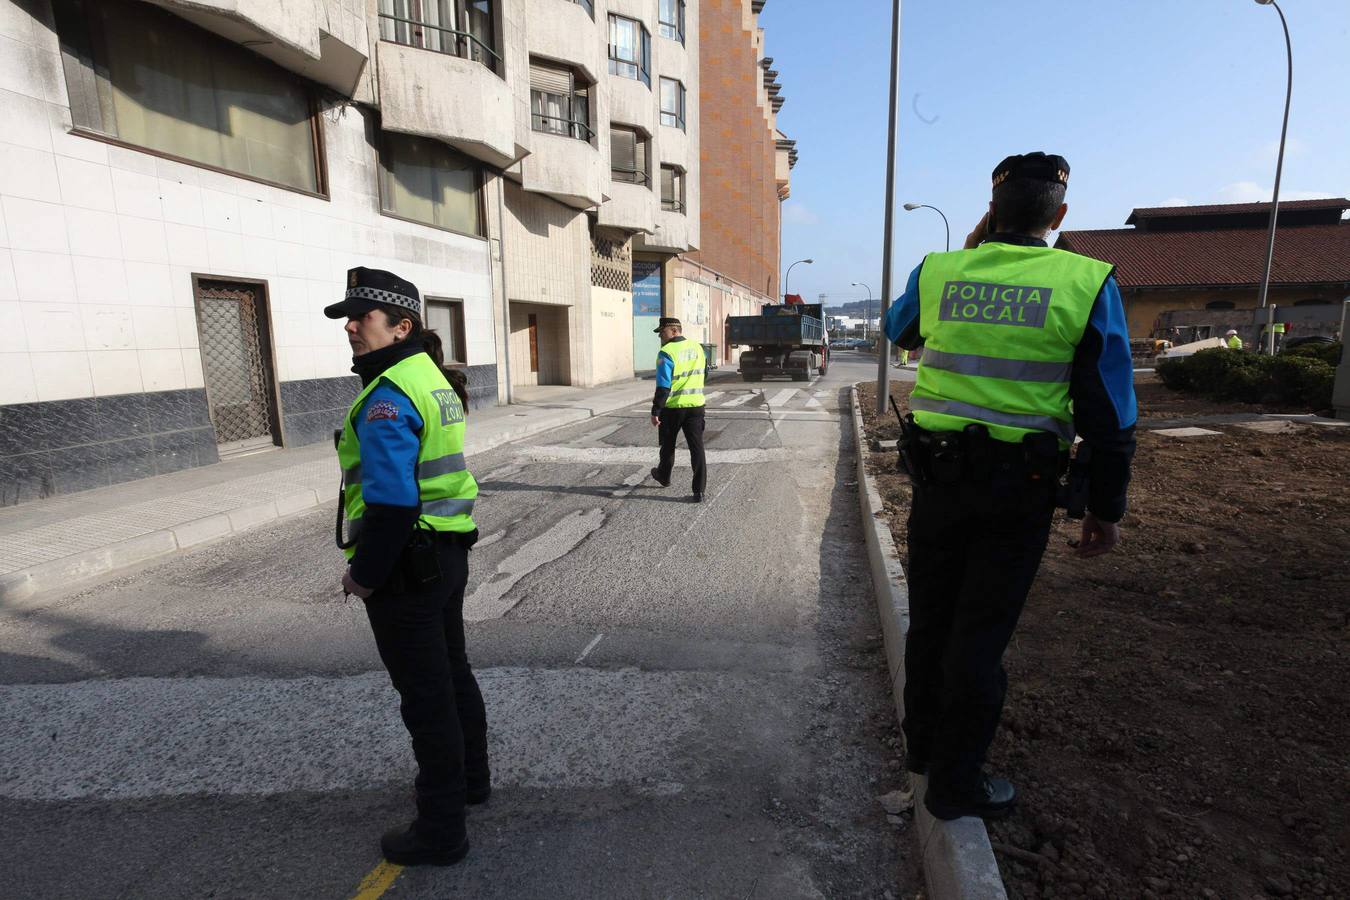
[
  {"x1": 924, "y1": 775, "x2": 1017, "y2": 821},
  {"x1": 380, "y1": 823, "x2": 470, "y2": 867},
  {"x1": 466, "y1": 782, "x2": 491, "y2": 805},
  {"x1": 650, "y1": 467, "x2": 670, "y2": 488}
]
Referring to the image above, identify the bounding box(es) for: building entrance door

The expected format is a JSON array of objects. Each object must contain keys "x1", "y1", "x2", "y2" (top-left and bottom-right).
[{"x1": 193, "y1": 279, "x2": 282, "y2": 459}]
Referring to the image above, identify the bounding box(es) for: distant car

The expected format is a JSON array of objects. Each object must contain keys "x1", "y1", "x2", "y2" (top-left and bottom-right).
[{"x1": 829, "y1": 339, "x2": 851, "y2": 349}]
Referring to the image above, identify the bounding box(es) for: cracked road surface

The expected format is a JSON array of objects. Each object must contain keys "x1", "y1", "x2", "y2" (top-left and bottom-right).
[{"x1": 0, "y1": 355, "x2": 920, "y2": 898}]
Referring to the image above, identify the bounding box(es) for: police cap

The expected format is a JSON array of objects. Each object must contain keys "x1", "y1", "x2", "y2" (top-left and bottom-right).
[
  {"x1": 324, "y1": 267, "x2": 423, "y2": 320},
  {"x1": 992, "y1": 152, "x2": 1070, "y2": 188},
  {"x1": 654, "y1": 316, "x2": 682, "y2": 333}
]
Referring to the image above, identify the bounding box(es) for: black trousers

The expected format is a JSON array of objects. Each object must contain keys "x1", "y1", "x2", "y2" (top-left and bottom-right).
[
  {"x1": 902, "y1": 468, "x2": 1057, "y2": 795},
  {"x1": 656, "y1": 406, "x2": 706, "y2": 494},
  {"x1": 363, "y1": 538, "x2": 488, "y2": 841}
]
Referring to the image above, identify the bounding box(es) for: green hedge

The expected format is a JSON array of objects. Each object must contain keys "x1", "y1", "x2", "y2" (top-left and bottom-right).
[
  {"x1": 1283, "y1": 340, "x2": 1343, "y2": 367},
  {"x1": 1155, "y1": 347, "x2": 1334, "y2": 411}
]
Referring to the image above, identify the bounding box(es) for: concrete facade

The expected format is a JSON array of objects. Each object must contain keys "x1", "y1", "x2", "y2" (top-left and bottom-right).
[{"x1": 0, "y1": 0, "x2": 786, "y2": 503}]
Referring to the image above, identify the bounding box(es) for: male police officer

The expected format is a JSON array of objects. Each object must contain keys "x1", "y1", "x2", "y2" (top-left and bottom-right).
[
  {"x1": 326, "y1": 267, "x2": 489, "y2": 865},
  {"x1": 648, "y1": 316, "x2": 707, "y2": 502},
  {"x1": 884, "y1": 153, "x2": 1136, "y2": 820}
]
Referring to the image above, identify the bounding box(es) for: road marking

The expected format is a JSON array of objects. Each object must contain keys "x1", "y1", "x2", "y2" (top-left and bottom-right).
[
  {"x1": 475, "y1": 530, "x2": 505, "y2": 548},
  {"x1": 0, "y1": 668, "x2": 757, "y2": 800},
  {"x1": 804, "y1": 395, "x2": 822, "y2": 409},
  {"x1": 464, "y1": 509, "x2": 607, "y2": 620},
  {"x1": 610, "y1": 471, "x2": 648, "y2": 498},
  {"x1": 720, "y1": 391, "x2": 759, "y2": 408},
  {"x1": 350, "y1": 862, "x2": 402, "y2": 900},
  {"x1": 575, "y1": 633, "x2": 605, "y2": 664},
  {"x1": 767, "y1": 389, "x2": 797, "y2": 408},
  {"x1": 702, "y1": 391, "x2": 724, "y2": 405},
  {"x1": 570, "y1": 423, "x2": 625, "y2": 445},
  {"x1": 513, "y1": 446, "x2": 791, "y2": 466}
]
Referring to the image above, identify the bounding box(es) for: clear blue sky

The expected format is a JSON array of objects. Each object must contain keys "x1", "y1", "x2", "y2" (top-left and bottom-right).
[{"x1": 758, "y1": 0, "x2": 1350, "y2": 311}]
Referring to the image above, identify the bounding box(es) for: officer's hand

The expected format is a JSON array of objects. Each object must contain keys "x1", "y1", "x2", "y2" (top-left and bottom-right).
[
  {"x1": 341, "y1": 567, "x2": 374, "y2": 599},
  {"x1": 1076, "y1": 513, "x2": 1120, "y2": 558},
  {"x1": 650, "y1": 415, "x2": 660, "y2": 427},
  {"x1": 963, "y1": 211, "x2": 990, "y2": 250}
]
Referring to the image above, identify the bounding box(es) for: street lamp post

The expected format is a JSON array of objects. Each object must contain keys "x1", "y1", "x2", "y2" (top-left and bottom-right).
[
  {"x1": 874, "y1": 0, "x2": 902, "y2": 415},
  {"x1": 784, "y1": 258, "x2": 813, "y2": 301},
  {"x1": 1253, "y1": 0, "x2": 1293, "y2": 355},
  {"x1": 903, "y1": 202, "x2": 951, "y2": 252},
  {"x1": 851, "y1": 282, "x2": 872, "y2": 340}
]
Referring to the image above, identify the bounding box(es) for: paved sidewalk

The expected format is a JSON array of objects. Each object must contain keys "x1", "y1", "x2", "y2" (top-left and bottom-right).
[{"x1": 0, "y1": 376, "x2": 698, "y2": 607}]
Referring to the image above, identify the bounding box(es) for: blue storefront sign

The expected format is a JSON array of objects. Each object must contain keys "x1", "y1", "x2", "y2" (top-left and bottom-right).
[{"x1": 632, "y1": 260, "x2": 663, "y2": 315}]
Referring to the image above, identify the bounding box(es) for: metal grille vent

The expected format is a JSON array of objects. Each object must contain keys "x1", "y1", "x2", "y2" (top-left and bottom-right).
[{"x1": 195, "y1": 283, "x2": 275, "y2": 453}]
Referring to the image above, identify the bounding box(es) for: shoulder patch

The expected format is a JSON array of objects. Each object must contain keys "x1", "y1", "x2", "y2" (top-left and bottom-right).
[{"x1": 365, "y1": 399, "x2": 400, "y2": 423}]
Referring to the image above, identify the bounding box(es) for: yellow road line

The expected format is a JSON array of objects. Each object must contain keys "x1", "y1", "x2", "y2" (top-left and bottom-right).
[{"x1": 351, "y1": 861, "x2": 403, "y2": 900}]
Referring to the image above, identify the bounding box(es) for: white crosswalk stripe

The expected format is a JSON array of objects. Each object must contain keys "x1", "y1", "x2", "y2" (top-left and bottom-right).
[
  {"x1": 767, "y1": 389, "x2": 797, "y2": 408},
  {"x1": 719, "y1": 391, "x2": 760, "y2": 408},
  {"x1": 702, "y1": 391, "x2": 724, "y2": 405}
]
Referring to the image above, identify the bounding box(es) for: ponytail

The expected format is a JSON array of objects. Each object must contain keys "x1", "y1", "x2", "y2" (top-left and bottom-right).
[{"x1": 418, "y1": 327, "x2": 470, "y2": 411}]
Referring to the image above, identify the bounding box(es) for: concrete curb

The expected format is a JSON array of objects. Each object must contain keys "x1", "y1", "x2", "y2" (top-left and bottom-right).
[
  {"x1": 848, "y1": 386, "x2": 1007, "y2": 900},
  {"x1": 0, "y1": 388, "x2": 654, "y2": 608}
]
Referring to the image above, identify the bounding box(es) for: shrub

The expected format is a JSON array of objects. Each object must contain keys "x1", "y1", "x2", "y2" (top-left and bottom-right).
[
  {"x1": 1284, "y1": 340, "x2": 1342, "y2": 367},
  {"x1": 1155, "y1": 347, "x2": 1332, "y2": 411},
  {"x1": 1269, "y1": 355, "x2": 1335, "y2": 410}
]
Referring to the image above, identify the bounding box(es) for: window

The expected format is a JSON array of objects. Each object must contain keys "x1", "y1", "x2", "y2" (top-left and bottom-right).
[
  {"x1": 52, "y1": 0, "x2": 321, "y2": 194},
  {"x1": 380, "y1": 132, "x2": 483, "y2": 235},
  {"x1": 530, "y1": 60, "x2": 592, "y2": 141},
  {"x1": 608, "y1": 14, "x2": 651, "y2": 87},
  {"x1": 377, "y1": 0, "x2": 500, "y2": 74},
  {"x1": 659, "y1": 0, "x2": 685, "y2": 43},
  {"x1": 660, "y1": 165, "x2": 685, "y2": 213},
  {"x1": 426, "y1": 299, "x2": 468, "y2": 366},
  {"x1": 569, "y1": 0, "x2": 594, "y2": 16},
  {"x1": 610, "y1": 126, "x2": 649, "y2": 186},
  {"x1": 659, "y1": 78, "x2": 686, "y2": 130}
]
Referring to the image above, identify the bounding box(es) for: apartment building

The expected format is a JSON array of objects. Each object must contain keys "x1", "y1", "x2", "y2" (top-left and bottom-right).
[{"x1": 0, "y1": 0, "x2": 709, "y2": 502}]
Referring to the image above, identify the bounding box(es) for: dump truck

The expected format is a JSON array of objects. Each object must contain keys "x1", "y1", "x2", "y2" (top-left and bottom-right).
[{"x1": 727, "y1": 301, "x2": 828, "y2": 382}]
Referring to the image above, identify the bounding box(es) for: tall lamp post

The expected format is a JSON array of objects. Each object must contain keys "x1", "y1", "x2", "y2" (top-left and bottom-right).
[
  {"x1": 903, "y1": 202, "x2": 950, "y2": 252},
  {"x1": 851, "y1": 281, "x2": 873, "y2": 340},
  {"x1": 874, "y1": 0, "x2": 902, "y2": 414},
  {"x1": 784, "y1": 258, "x2": 813, "y2": 301},
  {"x1": 1253, "y1": 0, "x2": 1293, "y2": 355}
]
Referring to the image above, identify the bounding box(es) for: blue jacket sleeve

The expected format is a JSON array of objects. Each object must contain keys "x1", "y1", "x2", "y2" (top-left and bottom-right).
[
  {"x1": 353, "y1": 383, "x2": 424, "y2": 506},
  {"x1": 1070, "y1": 275, "x2": 1137, "y2": 522},
  {"x1": 348, "y1": 383, "x2": 425, "y2": 590},
  {"x1": 884, "y1": 262, "x2": 924, "y2": 348},
  {"x1": 651, "y1": 349, "x2": 674, "y2": 415}
]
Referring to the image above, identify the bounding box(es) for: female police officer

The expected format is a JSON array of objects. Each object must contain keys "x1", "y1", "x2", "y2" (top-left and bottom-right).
[{"x1": 325, "y1": 267, "x2": 489, "y2": 866}]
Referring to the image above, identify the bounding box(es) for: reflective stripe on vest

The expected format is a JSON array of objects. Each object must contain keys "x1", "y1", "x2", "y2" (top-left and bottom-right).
[
  {"x1": 912, "y1": 242, "x2": 1112, "y2": 446},
  {"x1": 919, "y1": 348, "x2": 1071, "y2": 383},
  {"x1": 663, "y1": 337, "x2": 706, "y2": 408},
  {"x1": 335, "y1": 352, "x2": 478, "y2": 558}
]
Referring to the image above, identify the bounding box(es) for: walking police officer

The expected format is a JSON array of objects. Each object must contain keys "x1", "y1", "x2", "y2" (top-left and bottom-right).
[
  {"x1": 884, "y1": 153, "x2": 1136, "y2": 820},
  {"x1": 326, "y1": 267, "x2": 490, "y2": 865},
  {"x1": 648, "y1": 317, "x2": 708, "y2": 502}
]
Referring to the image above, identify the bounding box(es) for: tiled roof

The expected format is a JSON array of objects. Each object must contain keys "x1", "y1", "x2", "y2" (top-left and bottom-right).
[
  {"x1": 1057, "y1": 223, "x2": 1350, "y2": 289},
  {"x1": 1126, "y1": 197, "x2": 1349, "y2": 222}
]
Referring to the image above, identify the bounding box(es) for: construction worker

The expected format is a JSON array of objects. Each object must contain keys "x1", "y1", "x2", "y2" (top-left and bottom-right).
[
  {"x1": 1259, "y1": 320, "x2": 1286, "y2": 353},
  {"x1": 1225, "y1": 329, "x2": 1243, "y2": 350},
  {"x1": 884, "y1": 153, "x2": 1136, "y2": 821},
  {"x1": 648, "y1": 316, "x2": 707, "y2": 502},
  {"x1": 326, "y1": 267, "x2": 489, "y2": 867}
]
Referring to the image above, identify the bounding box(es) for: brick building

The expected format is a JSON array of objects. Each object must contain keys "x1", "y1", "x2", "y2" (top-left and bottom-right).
[
  {"x1": 660, "y1": 0, "x2": 795, "y2": 367},
  {"x1": 1057, "y1": 198, "x2": 1350, "y2": 336}
]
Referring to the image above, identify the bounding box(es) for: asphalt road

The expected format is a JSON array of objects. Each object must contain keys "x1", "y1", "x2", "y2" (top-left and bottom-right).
[{"x1": 0, "y1": 353, "x2": 921, "y2": 899}]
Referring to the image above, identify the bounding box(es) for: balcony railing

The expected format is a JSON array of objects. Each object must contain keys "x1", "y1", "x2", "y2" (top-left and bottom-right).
[
  {"x1": 378, "y1": 13, "x2": 502, "y2": 75},
  {"x1": 612, "y1": 166, "x2": 650, "y2": 186},
  {"x1": 532, "y1": 113, "x2": 595, "y2": 142},
  {"x1": 661, "y1": 198, "x2": 685, "y2": 213}
]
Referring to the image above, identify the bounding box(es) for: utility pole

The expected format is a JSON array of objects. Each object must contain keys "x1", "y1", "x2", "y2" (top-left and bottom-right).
[{"x1": 875, "y1": 0, "x2": 902, "y2": 414}]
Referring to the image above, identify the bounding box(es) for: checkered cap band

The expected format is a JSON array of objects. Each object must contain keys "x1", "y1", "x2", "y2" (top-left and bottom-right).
[{"x1": 345, "y1": 285, "x2": 422, "y2": 318}]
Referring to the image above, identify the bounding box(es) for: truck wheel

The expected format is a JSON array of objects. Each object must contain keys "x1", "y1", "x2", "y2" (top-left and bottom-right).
[
  {"x1": 743, "y1": 374, "x2": 761, "y2": 382},
  {"x1": 791, "y1": 371, "x2": 809, "y2": 382}
]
